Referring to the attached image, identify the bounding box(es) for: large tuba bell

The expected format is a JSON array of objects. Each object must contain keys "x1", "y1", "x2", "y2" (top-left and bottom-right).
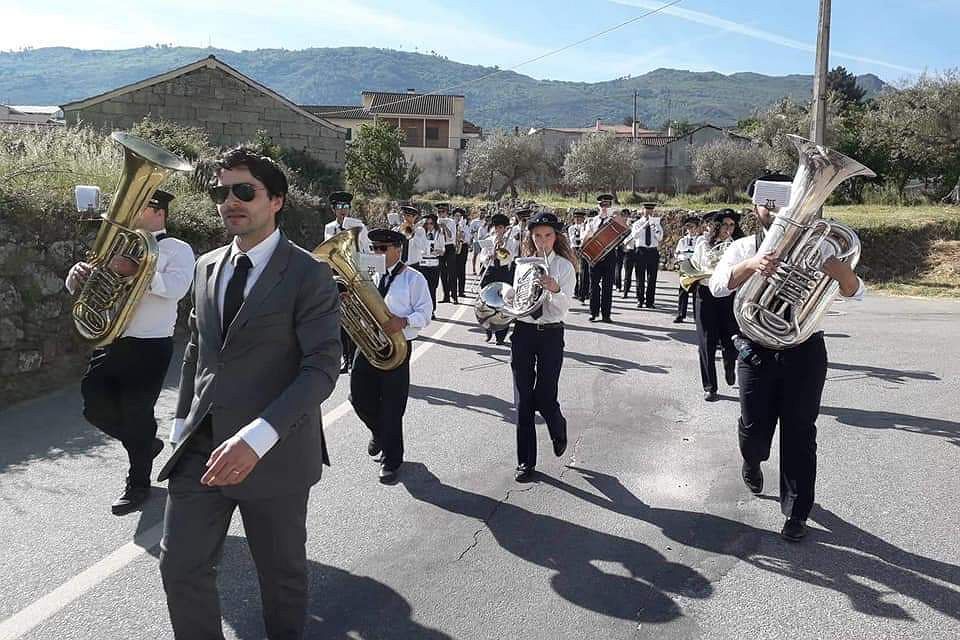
[
  {"x1": 474, "y1": 257, "x2": 548, "y2": 330},
  {"x1": 313, "y1": 230, "x2": 408, "y2": 370},
  {"x1": 72, "y1": 132, "x2": 193, "y2": 346},
  {"x1": 734, "y1": 135, "x2": 875, "y2": 349}
]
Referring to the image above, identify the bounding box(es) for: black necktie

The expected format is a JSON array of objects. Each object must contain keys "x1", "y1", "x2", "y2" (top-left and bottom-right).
[
  {"x1": 645, "y1": 224, "x2": 652, "y2": 246},
  {"x1": 222, "y1": 255, "x2": 252, "y2": 336},
  {"x1": 379, "y1": 265, "x2": 396, "y2": 297},
  {"x1": 401, "y1": 237, "x2": 409, "y2": 262}
]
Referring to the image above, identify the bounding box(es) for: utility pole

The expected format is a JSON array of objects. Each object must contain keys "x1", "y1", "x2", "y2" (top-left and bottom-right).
[
  {"x1": 632, "y1": 90, "x2": 638, "y2": 193},
  {"x1": 809, "y1": 0, "x2": 831, "y2": 144}
]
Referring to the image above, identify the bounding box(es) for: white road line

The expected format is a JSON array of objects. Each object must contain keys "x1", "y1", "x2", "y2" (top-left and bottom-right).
[{"x1": 0, "y1": 302, "x2": 469, "y2": 640}]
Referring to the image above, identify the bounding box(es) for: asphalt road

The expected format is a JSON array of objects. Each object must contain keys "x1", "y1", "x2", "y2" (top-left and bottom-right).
[{"x1": 1, "y1": 272, "x2": 957, "y2": 640}]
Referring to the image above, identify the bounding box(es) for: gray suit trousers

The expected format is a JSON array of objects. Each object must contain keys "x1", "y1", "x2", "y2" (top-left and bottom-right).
[{"x1": 159, "y1": 423, "x2": 310, "y2": 640}]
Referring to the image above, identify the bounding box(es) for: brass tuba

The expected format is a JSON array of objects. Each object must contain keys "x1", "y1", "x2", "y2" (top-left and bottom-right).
[
  {"x1": 734, "y1": 135, "x2": 875, "y2": 349},
  {"x1": 313, "y1": 229, "x2": 408, "y2": 370},
  {"x1": 474, "y1": 257, "x2": 548, "y2": 330},
  {"x1": 72, "y1": 132, "x2": 193, "y2": 346}
]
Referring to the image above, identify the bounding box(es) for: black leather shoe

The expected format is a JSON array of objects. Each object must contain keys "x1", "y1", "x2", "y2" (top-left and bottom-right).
[
  {"x1": 151, "y1": 437, "x2": 164, "y2": 459},
  {"x1": 725, "y1": 367, "x2": 736, "y2": 386},
  {"x1": 589, "y1": 316, "x2": 599, "y2": 322},
  {"x1": 379, "y1": 463, "x2": 400, "y2": 484},
  {"x1": 111, "y1": 485, "x2": 150, "y2": 516},
  {"x1": 601, "y1": 317, "x2": 613, "y2": 323},
  {"x1": 552, "y1": 437, "x2": 567, "y2": 457},
  {"x1": 440, "y1": 297, "x2": 450, "y2": 304},
  {"x1": 514, "y1": 464, "x2": 536, "y2": 482},
  {"x1": 367, "y1": 438, "x2": 382, "y2": 456},
  {"x1": 781, "y1": 518, "x2": 808, "y2": 542},
  {"x1": 373, "y1": 452, "x2": 385, "y2": 464},
  {"x1": 742, "y1": 460, "x2": 763, "y2": 494},
  {"x1": 703, "y1": 390, "x2": 718, "y2": 402},
  {"x1": 636, "y1": 302, "x2": 644, "y2": 309},
  {"x1": 673, "y1": 316, "x2": 684, "y2": 324},
  {"x1": 645, "y1": 303, "x2": 656, "y2": 309}
]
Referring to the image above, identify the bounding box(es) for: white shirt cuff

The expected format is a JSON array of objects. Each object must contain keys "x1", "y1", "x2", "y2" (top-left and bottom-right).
[
  {"x1": 169, "y1": 418, "x2": 186, "y2": 445},
  {"x1": 237, "y1": 418, "x2": 280, "y2": 458}
]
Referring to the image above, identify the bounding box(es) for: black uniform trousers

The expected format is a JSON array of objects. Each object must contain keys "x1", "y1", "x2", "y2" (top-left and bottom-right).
[
  {"x1": 350, "y1": 343, "x2": 413, "y2": 469},
  {"x1": 574, "y1": 253, "x2": 590, "y2": 300},
  {"x1": 419, "y1": 264, "x2": 441, "y2": 311},
  {"x1": 454, "y1": 246, "x2": 469, "y2": 296},
  {"x1": 694, "y1": 284, "x2": 737, "y2": 393},
  {"x1": 481, "y1": 264, "x2": 513, "y2": 343},
  {"x1": 159, "y1": 419, "x2": 310, "y2": 640},
  {"x1": 510, "y1": 322, "x2": 567, "y2": 468},
  {"x1": 439, "y1": 245, "x2": 457, "y2": 301},
  {"x1": 621, "y1": 249, "x2": 640, "y2": 297},
  {"x1": 613, "y1": 246, "x2": 625, "y2": 290},
  {"x1": 737, "y1": 332, "x2": 827, "y2": 522},
  {"x1": 676, "y1": 284, "x2": 694, "y2": 319},
  {"x1": 634, "y1": 247, "x2": 660, "y2": 306},
  {"x1": 588, "y1": 251, "x2": 617, "y2": 319},
  {"x1": 80, "y1": 336, "x2": 173, "y2": 488}
]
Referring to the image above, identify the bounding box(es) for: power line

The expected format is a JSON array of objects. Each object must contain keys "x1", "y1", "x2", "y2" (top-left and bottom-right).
[{"x1": 316, "y1": 0, "x2": 684, "y2": 118}]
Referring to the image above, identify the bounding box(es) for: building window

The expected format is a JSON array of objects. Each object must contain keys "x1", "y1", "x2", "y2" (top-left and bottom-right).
[
  {"x1": 424, "y1": 118, "x2": 449, "y2": 149},
  {"x1": 345, "y1": 128, "x2": 352, "y2": 141}
]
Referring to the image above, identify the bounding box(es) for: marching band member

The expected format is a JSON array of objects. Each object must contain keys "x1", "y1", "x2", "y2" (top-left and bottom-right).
[
  {"x1": 630, "y1": 203, "x2": 664, "y2": 309},
  {"x1": 478, "y1": 213, "x2": 518, "y2": 344},
  {"x1": 469, "y1": 211, "x2": 486, "y2": 275},
  {"x1": 452, "y1": 207, "x2": 472, "y2": 298},
  {"x1": 158, "y1": 147, "x2": 341, "y2": 638},
  {"x1": 709, "y1": 173, "x2": 865, "y2": 542},
  {"x1": 66, "y1": 189, "x2": 195, "y2": 515},
  {"x1": 695, "y1": 210, "x2": 742, "y2": 402},
  {"x1": 674, "y1": 215, "x2": 702, "y2": 323},
  {"x1": 619, "y1": 208, "x2": 638, "y2": 297},
  {"x1": 582, "y1": 194, "x2": 620, "y2": 323},
  {"x1": 351, "y1": 228, "x2": 433, "y2": 484},
  {"x1": 435, "y1": 203, "x2": 458, "y2": 304},
  {"x1": 509, "y1": 211, "x2": 577, "y2": 482},
  {"x1": 324, "y1": 191, "x2": 369, "y2": 373},
  {"x1": 566, "y1": 209, "x2": 589, "y2": 302},
  {"x1": 395, "y1": 204, "x2": 427, "y2": 271},
  {"x1": 419, "y1": 212, "x2": 445, "y2": 318}
]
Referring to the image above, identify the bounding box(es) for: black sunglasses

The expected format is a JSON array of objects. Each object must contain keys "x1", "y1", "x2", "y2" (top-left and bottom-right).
[
  {"x1": 371, "y1": 244, "x2": 395, "y2": 252},
  {"x1": 209, "y1": 183, "x2": 264, "y2": 204}
]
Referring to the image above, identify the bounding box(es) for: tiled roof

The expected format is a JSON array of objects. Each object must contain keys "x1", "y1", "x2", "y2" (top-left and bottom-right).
[
  {"x1": 463, "y1": 119, "x2": 482, "y2": 134},
  {"x1": 362, "y1": 91, "x2": 459, "y2": 116},
  {"x1": 302, "y1": 105, "x2": 372, "y2": 119}
]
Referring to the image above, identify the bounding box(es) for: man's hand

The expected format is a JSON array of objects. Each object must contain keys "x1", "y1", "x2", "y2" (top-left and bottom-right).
[
  {"x1": 539, "y1": 274, "x2": 560, "y2": 293},
  {"x1": 381, "y1": 314, "x2": 406, "y2": 335},
  {"x1": 109, "y1": 256, "x2": 139, "y2": 277},
  {"x1": 748, "y1": 250, "x2": 781, "y2": 278},
  {"x1": 201, "y1": 436, "x2": 260, "y2": 486},
  {"x1": 69, "y1": 262, "x2": 94, "y2": 287}
]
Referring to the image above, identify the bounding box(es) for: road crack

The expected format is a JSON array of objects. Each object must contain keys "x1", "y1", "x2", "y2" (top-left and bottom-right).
[{"x1": 456, "y1": 485, "x2": 536, "y2": 561}]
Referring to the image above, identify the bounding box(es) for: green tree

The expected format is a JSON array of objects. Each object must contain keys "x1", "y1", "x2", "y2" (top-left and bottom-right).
[
  {"x1": 692, "y1": 137, "x2": 767, "y2": 201},
  {"x1": 561, "y1": 132, "x2": 639, "y2": 197},
  {"x1": 460, "y1": 130, "x2": 542, "y2": 198},
  {"x1": 345, "y1": 121, "x2": 422, "y2": 198},
  {"x1": 826, "y1": 65, "x2": 867, "y2": 107}
]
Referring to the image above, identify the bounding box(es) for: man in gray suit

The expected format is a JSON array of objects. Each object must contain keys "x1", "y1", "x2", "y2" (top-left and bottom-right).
[{"x1": 157, "y1": 147, "x2": 341, "y2": 639}]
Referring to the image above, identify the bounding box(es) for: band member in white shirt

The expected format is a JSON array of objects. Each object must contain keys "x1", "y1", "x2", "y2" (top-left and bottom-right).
[
  {"x1": 581, "y1": 194, "x2": 624, "y2": 323},
  {"x1": 709, "y1": 173, "x2": 865, "y2": 542},
  {"x1": 509, "y1": 211, "x2": 577, "y2": 482},
  {"x1": 478, "y1": 213, "x2": 519, "y2": 344},
  {"x1": 324, "y1": 191, "x2": 369, "y2": 373},
  {"x1": 394, "y1": 204, "x2": 427, "y2": 271},
  {"x1": 618, "y1": 208, "x2": 636, "y2": 296},
  {"x1": 452, "y1": 207, "x2": 472, "y2": 298},
  {"x1": 566, "y1": 209, "x2": 589, "y2": 302},
  {"x1": 66, "y1": 189, "x2": 195, "y2": 515},
  {"x1": 435, "y1": 203, "x2": 458, "y2": 304},
  {"x1": 674, "y1": 215, "x2": 702, "y2": 323},
  {"x1": 419, "y1": 212, "x2": 446, "y2": 318},
  {"x1": 469, "y1": 212, "x2": 486, "y2": 275},
  {"x1": 352, "y1": 228, "x2": 433, "y2": 484},
  {"x1": 630, "y1": 203, "x2": 664, "y2": 309}
]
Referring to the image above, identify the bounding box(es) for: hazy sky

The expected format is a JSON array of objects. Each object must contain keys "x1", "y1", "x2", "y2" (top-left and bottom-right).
[{"x1": 2, "y1": 0, "x2": 956, "y2": 83}]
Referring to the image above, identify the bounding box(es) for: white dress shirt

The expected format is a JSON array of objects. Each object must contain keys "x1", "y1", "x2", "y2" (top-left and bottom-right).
[
  {"x1": 377, "y1": 262, "x2": 433, "y2": 341},
  {"x1": 514, "y1": 252, "x2": 577, "y2": 326},
  {"x1": 324, "y1": 217, "x2": 371, "y2": 253},
  {"x1": 709, "y1": 234, "x2": 865, "y2": 300},
  {"x1": 395, "y1": 225, "x2": 428, "y2": 265},
  {"x1": 65, "y1": 229, "x2": 195, "y2": 339},
  {"x1": 438, "y1": 217, "x2": 457, "y2": 246},
  {"x1": 675, "y1": 234, "x2": 698, "y2": 262},
  {"x1": 420, "y1": 228, "x2": 446, "y2": 266},
  {"x1": 628, "y1": 217, "x2": 664, "y2": 249},
  {"x1": 567, "y1": 223, "x2": 585, "y2": 249},
  {"x1": 171, "y1": 228, "x2": 284, "y2": 456}
]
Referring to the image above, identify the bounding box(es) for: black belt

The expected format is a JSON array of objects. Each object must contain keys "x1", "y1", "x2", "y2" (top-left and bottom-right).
[{"x1": 519, "y1": 321, "x2": 564, "y2": 331}]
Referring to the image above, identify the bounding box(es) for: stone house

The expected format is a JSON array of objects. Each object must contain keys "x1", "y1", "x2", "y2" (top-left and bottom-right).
[
  {"x1": 0, "y1": 105, "x2": 62, "y2": 126},
  {"x1": 306, "y1": 91, "x2": 479, "y2": 193},
  {"x1": 60, "y1": 56, "x2": 346, "y2": 169}
]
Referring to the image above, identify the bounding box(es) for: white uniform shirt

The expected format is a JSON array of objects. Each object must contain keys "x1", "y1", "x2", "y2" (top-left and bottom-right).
[
  {"x1": 567, "y1": 223, "x2": 585, "y2": 249},
  {"x1": 420, "y1": 228, "x2": 446, "y2": 266},
  {"x1": 469, "y1": 219, "x2": 485, "y2": 243},
  {"x1": 65, "y1": 229, "x2": 195, "y2": 339},
  {"x1": 324, "y1": 217, "x2": 371, "y2": 253},
  {"x1": 437, "y1": 217, "x2": 457, "y2": 246},
  {"x1": 629, "y1": 217, "x2": 664, "y2": 249},
  {"x1": 478, "y1": 233, "x2": 519, "y2": 267},
  {"x1": 675, "y1": 234, "x2": 698, "y2": 262},
  {"x1": 514, "y1": 252, "x2": 577, "y2": 326},
  {"x1": 376, "y1": 262, "x2": 433, "y2": 341},
  {"x1": 709, "y1": 234, "x2": 865, "y2": 300},
  {"x1": 395, "y1": 225, "x2": 428, "y2": 265},
  {"x1": 171, "y1": 228, "x2": 284, "y2": 456},
  {"x1": 456, "y1": 218, "x2": 473, "y2": 245}
]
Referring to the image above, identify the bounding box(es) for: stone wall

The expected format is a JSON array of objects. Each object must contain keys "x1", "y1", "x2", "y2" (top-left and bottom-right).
[
  {"x1": 63, "y1": 64, "x2": 346, "y2": 169},
  {"x1": 0, "y1": 218, "x2": 89, "y2": 407}
]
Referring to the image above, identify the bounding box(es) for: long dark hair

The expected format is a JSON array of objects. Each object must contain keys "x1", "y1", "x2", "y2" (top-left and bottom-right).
[
  {"x1": 522, "y1": 226, "x2": 579, "y2": 272},
  {"x1": 707, "y1": 213, "x2": 744, "y2": 247}
]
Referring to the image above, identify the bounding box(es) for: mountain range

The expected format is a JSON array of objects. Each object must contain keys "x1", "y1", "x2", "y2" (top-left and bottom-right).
[{"x1": 0, "y1": 46, "x2": 886, "y2": 130}]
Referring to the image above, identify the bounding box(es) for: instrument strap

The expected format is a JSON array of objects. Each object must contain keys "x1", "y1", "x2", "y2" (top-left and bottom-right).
[{"x1": 155, "y1": 233, "x2": 169, "y2": 242}]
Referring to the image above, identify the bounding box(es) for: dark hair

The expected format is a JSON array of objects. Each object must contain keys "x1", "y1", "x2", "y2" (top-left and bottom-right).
[
  {"x1": 216, "y1": 146, "x2": 289, "y2": 225},
  {"x1": 707, "y1": 213, "x2": 744, "y2": 246}
]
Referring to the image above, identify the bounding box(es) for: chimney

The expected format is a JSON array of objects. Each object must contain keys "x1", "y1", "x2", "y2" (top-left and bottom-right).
[
  {"x1": 406, "y1": 88, "x2": 416, "y2": 94},
  {"x1": 596, "y1": 119, "x2": 602, "y2": 131}
]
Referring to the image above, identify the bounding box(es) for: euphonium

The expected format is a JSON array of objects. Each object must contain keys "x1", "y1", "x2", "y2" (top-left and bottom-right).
[
  {"x1": 734, "y1": 135, "x2": 875, "y2": 349},
  {"x1": 678, "y1": 239, "x2": 731, "y2": 291},
  {"x1": 312, "y1": 229, "x2": 408, "y2": 370},
  {"x1": 474, "y1": 257, "x2": 548, "y2": 330},
  {"x1": 72, "y1": 132, "x2": 192, "y2": 346}
]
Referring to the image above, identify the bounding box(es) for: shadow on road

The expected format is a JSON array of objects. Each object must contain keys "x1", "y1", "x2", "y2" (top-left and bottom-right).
[
  {"x1": 216, "y1": 535, "x2": 452, "y2": 640},
  {"x1": 820, "y1": 404, "x2": 960, "y2": 446},
  {"x1": 399, "y1": 461, "x2": 712, "y2": 624},
  {"x1": 544, "y1": 466, "x2": 960, "y2": 623},
  {"x1": 826, "y1": 361, "x2": 941, "y2": 384},
  {"x1": 410, "y1": 383, "x2": 514, "y2": 425}
]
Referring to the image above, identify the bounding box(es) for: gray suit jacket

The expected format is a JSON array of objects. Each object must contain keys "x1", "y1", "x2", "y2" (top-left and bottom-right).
[{"x1": 157, "y1": 235, "x2": 341, "y2": 499}]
